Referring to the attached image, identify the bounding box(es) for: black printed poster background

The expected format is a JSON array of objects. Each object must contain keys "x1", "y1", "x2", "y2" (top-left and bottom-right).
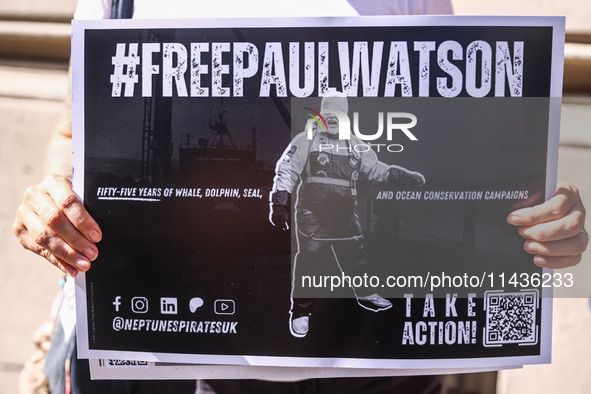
[{"x1": 75, "y1": 20, "x2": 557, "y2": 364}]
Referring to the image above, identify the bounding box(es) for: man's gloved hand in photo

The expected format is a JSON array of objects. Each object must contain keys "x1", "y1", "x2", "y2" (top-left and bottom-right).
[
  {"x1": 387, "y1": 166, "x2": 425, "y2": 188},
  {"x1": 270, "y1": 190, "x2": 291, "y2": 230}
]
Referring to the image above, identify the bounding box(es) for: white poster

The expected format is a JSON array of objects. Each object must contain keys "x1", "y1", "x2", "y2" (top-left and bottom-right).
[{"x1": 72, "y1": 15, "x2": 563, "y2": 372}]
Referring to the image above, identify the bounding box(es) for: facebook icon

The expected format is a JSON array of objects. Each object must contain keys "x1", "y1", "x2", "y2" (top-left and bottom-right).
[{"x1": 113, "y1": 296, "x2": 122, "y2": 312}]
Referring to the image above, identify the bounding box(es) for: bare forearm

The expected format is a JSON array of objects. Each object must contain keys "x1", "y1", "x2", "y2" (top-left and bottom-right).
[
  {"x1": 14, "y1": 64, "x2": 103, "y2": 277},
  {"x1": 43, "y1": 123, "x2": 72, "y2": 178},
  {"x1": 44, "y1": 63, "x2": 73, "y2": 178}
]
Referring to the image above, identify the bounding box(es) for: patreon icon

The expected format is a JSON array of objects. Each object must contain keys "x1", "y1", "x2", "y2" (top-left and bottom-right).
[{"x1": 189, "y1": 297, "x2": 204, "y2": 313}]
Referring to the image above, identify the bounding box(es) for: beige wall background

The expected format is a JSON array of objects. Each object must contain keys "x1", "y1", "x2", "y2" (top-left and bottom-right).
[
  {"x1": 0, "y1": 0, "x2": 75, "y2": 20},
  {"x1": 453, "y1": 0, "x2": 591, "y2": 32},
  {"x1": 0, "y1": 1, "x2": 589, "y2": 393}
]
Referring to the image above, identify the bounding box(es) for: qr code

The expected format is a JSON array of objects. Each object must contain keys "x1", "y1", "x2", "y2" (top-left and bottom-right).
[{"x1": 483, "y1": 290, "x2": 539, "y2": 347}]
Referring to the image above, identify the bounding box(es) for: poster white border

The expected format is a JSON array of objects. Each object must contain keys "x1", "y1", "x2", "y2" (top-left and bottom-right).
[{"x1": 72, "y1": 15, "x2": 563, "y2": 371}]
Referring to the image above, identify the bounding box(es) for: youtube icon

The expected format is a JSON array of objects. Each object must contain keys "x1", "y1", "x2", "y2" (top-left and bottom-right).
[{"x1": 214, "y1": 299, "x2": 235, "y2": 315}]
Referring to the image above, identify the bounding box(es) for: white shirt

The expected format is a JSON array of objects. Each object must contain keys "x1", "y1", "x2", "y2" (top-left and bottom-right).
[{"x1": 74, "y1": 0, "x2": 453, "y2": 19}]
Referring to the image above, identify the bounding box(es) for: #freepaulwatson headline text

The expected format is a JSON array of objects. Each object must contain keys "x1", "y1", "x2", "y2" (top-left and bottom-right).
[{"x1": 109, "y1": 39, "x2": 524, "y2": 98}]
